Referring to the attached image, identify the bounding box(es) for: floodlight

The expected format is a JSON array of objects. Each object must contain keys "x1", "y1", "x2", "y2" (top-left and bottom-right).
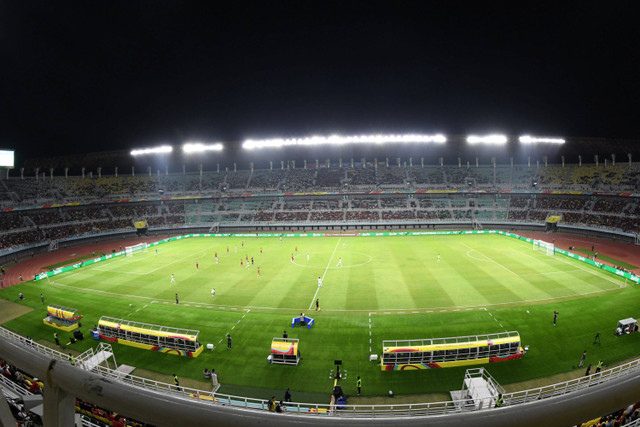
[
  {"x1": 130, "y1": 145, "x2": 173, "y2": 156},
  {"x1": 466, "y1": 135, "x2": 507, "y2": 145},
  {"x1": 242, "y1": 134, "x2": 447, "y2": 150},
  {"x1": 519, "y1": 136, "x2": 565, "y2": 144},
  {"x1": 182, "y1": 143, "x2": 224, "y2": 153},
  {"x1": 0, "y1": 150, "x2": 15, "y2": 167}
]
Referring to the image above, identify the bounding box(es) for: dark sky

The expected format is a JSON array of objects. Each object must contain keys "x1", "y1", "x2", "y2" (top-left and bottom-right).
[{"x1": 1, "y1": 1, "x2": 639, "y2": 163}]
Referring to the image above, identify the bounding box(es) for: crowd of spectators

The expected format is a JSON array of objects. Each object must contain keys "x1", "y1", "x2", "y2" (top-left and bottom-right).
[
  {"x1": 226, "y1": 171, "x2": 251, "y2": 189},
  {"x1": 309, "y1": 211, "x2": 343, "y2": 221},
  {"x1": 508, "y1": 196, "x2": 530, "y2": 209},
  {"x1": 5, "y1": 171, "x2": 640, "y2": 252},
  {"x1": 592, "y1": 198, "x2": 629, "y2": 213},
  {"x1": 2, "y1": 356, "x2": 149, "y2": 426},
  {"x1": 281, "y1": 169, "x2": 316, "y2": 192},
  {"x1": 380, "y1": 197, "x2": 407, "y2": 208},
  {"x1": 351, "y1": 199, "x2": 379, "y2": 209},
  {"x1": 346, "y1": 211, "x2": 379, "y2": 221},
  {"x1": 408, "y1": 167, "x2": 444, "y2": 184},
  {"x1": 382, "y1": 210, "x2": 415, "y2": 220},
  {"x1": 315, "y1": 169, "x2": 344, "y2": 188},
  {"x1": 376, "y1": 167, "x2": 406, "y2": 185},
  {"x1": 275, "y1": 212, "x2": 308, "y2": 221},
  {"x1": 76, "y1": 398, "x2": 149, "y2": 427},
  {"x1": 507, "y1": 210, "x2": 528, "y2": 221},
  {"x1": 0, "y1": 212, "x2": 25, "y2": 231},
  {"x1": 580, "y1": 400, "x2": 640, "y2": 427},
  {"x1": 347, "y1": 168, "x2": 375, "y2": 186},
  {"x1": 248, "y1": 170, "x2": 282, "y2": 189}
]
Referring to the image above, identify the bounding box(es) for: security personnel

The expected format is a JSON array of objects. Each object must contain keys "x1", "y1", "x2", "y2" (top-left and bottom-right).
[
  {"x1": 495, "y1": 393, "x2": 504, "y2": 407},
  {"x1": 174, "y1": 374, "x2": 180, "y2": 390},
  {"x1": 69, "y1": 354, "x2": 75, "y2": 366},
  {"x1": 356, "y1": 376, "x2": 362, "y2": 396}
]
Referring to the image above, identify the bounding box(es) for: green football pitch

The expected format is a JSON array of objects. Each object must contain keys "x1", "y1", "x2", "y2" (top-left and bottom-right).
[{"x1": 3, "y1": 233, "x2": 640, "y2": 402}]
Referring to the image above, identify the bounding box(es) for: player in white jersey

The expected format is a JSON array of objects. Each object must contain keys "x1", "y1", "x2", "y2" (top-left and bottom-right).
[
  {"x1": 317, "y1": 276, "x2": 323, "y2": 287},
  {"x1": 336, "y1": 257, "x2": 342, "y2": 267}
]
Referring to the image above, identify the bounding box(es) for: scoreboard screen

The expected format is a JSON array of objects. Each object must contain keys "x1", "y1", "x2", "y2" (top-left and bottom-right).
[{"x1": 0, "y1": 150, "x2": 14, "y2": 167}]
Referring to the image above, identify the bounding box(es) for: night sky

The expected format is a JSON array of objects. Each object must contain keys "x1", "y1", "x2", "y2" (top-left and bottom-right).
[{"x1": 1, "y1": 1, "x2": 639, "y2": 163}]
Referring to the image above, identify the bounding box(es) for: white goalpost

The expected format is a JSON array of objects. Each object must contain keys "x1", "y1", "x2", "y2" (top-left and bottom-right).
[
  {"x1": 125, "y1": 243, "x2": 148, "y2": 257},
  {"x1": 533, "y1": 239, "x2": 555, "y2": 256}
]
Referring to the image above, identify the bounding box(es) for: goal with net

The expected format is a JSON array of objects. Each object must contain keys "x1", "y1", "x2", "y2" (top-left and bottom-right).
[
  {"x1": 125, "y1": 243, "x2": 148, "y2": 257},
  {"x1": 533, "y1": 239, "x2": 555, "y2": 256}
]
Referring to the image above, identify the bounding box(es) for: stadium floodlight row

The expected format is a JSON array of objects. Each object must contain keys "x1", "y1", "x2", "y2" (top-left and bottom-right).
[
  {"x1": 131, "y1": 143, "x2": 223, "y2": 156},
  {"x1": 128, "y1": 134, "x2": 567, "y2": 156}
]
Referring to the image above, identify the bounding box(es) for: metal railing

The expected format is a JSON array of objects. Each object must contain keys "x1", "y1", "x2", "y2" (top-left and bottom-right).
[{"x1": 1, "y1": 325, "x2": 640, "y2": 418}]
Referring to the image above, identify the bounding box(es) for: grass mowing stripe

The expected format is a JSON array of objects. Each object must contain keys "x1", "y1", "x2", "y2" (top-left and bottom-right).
[
  {"x1": 460, "y1": 242, "x2": 519, "y2": 277},
  {"x1": 516, "y1": 247, "x2": 626, "y2": 289},
  {"x1": 308, "y1": 238, "x2": 340, "y2": 310},
  {"x1": 5, "y1": 233, "x2": 638, "y2": 399}
]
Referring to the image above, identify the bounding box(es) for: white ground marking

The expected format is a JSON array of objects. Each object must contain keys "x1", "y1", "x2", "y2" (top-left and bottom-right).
[
  {"x1": 307, "y1": 238, "x2": 341, "y2": 310},
  {"x1": 461, "y1": 243, "x2": 519, "y2": 277},
  {"x1": 515, "y1": 248, "x2": 626, "y2": 288},
  {"x1": 291, "y1": 251, "x2": 373, "y2": 269},
  {"x1": 519, "y1": 270, "x2": 584, "y2": 277},
  {"x1": 214, "y1": 309, "x2": 250, "y2": 352},
  {"x1": 49, "y1": 238, "x2": 627, "y2": 314}
]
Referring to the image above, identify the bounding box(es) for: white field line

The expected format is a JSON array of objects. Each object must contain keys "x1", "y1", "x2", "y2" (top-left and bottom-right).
[
  {"x1": 215, "y1": 309, "x2": 250, "y2": 351},
  {"x1": 461, "y1": 243, "x2": 520, "y2": 277},
  {"x1": 515, "y1": 248, "x2": 626, "y2": 288},
  {"x1": 92, "y1": 267, "x2": 146, "y2": 275},
  {"x1": 48, "y1": 276, "x2": 623, "y2": 314},
  {"x1": 90, "y1": 250, "x2": 206, "y2": 276},
  {"x1": 308, "y1": 238, "x2": 341, "y2": 310},
  {"x1": 519, "y1": 269, "x2": 584, "y2": 277}
]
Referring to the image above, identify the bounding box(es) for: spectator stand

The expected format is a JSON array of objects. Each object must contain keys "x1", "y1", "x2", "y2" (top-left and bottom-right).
[
  {"x1": 269, "y1": 338, "x2": 300, "y2": 365},
  {"x1": 43, "y1": 305, "x2": 83, "y2": 332}
]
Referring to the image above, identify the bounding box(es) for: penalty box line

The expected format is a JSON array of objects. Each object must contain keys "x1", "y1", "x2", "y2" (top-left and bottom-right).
[{"x1": 308, "y1": 238, "x2": 341, "y2": 310}]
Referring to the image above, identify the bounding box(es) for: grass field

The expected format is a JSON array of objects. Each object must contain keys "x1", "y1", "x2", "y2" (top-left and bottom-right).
[{"x1": 2, "y1": 233, "x2": 640, "y2": 403}]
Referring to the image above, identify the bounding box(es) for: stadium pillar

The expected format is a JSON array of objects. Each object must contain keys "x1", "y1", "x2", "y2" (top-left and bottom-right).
[{"x1": 43, "y1": 382, "x2": 75, "y2": 427}]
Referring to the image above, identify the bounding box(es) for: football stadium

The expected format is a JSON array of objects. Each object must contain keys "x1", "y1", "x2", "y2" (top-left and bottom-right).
[{"x1": 2, "y1": 134, "x2": 640, "y2": 426}]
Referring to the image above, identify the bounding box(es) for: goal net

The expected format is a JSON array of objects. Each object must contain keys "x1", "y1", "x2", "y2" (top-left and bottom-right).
[
  {"x1": 533, "y1": 239, "x2": 555, "y2": 256},
  {"x1": 125, "y1": 243, "x2": 148, "y2": 257}
]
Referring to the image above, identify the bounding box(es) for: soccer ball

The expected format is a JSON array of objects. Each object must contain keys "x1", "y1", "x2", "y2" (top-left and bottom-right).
[
  {"x1": 526, "y1": 310, "x2": 530, "y2": 314},
  {"x1": 129, "y1": 303, "x2": 132, "y2": 307}
]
